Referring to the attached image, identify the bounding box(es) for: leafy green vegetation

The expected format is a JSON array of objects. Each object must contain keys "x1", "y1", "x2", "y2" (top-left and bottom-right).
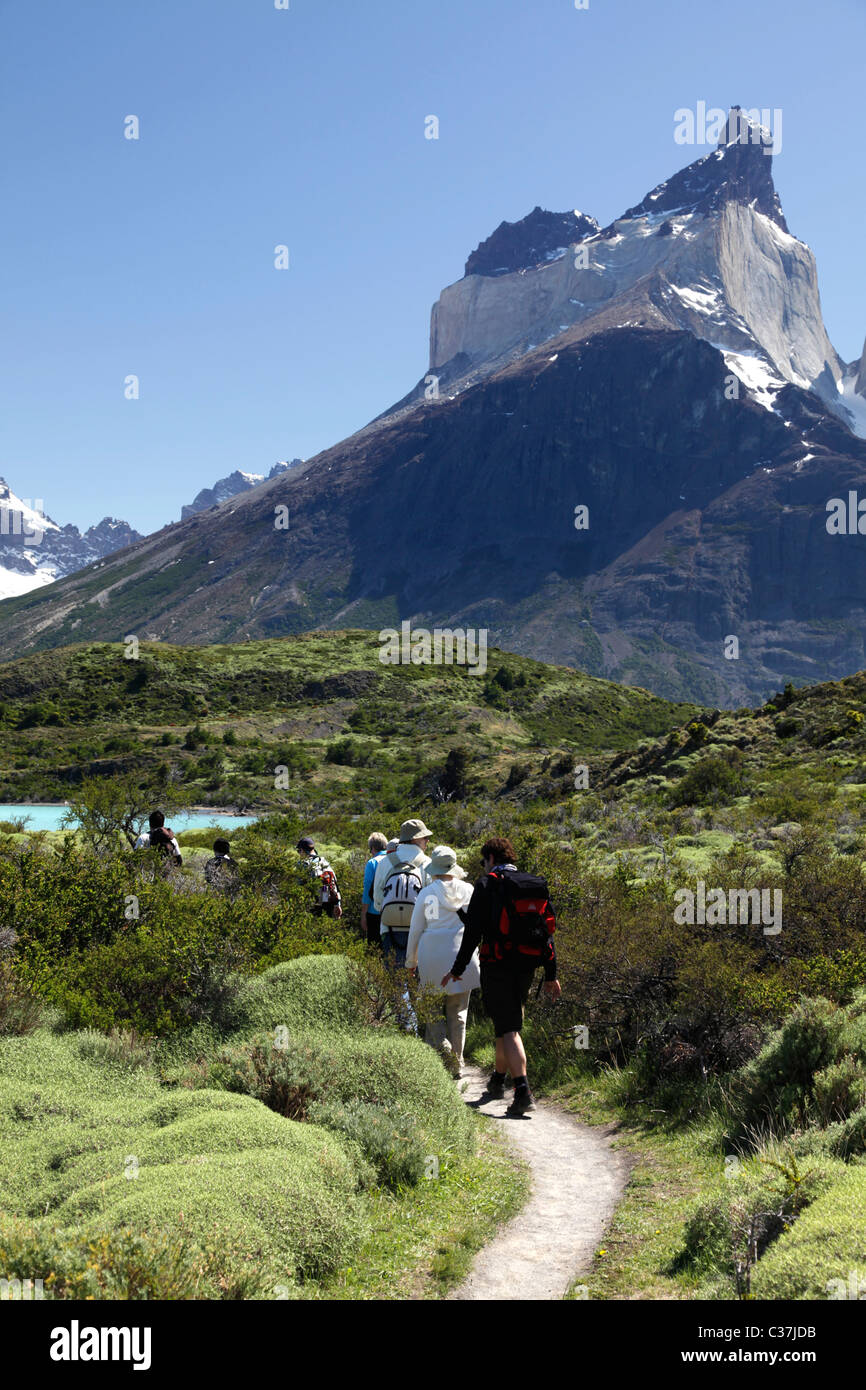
[{"x1": 4, "y1": 631, "x2": 866, "y2": 1299}]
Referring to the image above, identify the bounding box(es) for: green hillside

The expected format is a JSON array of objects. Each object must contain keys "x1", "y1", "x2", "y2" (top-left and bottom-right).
[{"x1": 0, "y1": 631, "x2": 699, "y2": 810}]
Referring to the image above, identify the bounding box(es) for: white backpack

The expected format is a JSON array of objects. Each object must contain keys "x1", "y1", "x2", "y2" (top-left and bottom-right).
[{"x1": 380, "y1": 856, "x2": 425, "y2": 930}]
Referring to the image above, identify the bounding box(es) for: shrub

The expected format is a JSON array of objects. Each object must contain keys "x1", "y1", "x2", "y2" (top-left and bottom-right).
[
  {"x1": 0, "y1": 1030, "x2": 367, "y2": 1287},
  {"x1": 200, "y1": 1034, "x2": 336, "y2": 1120},
  {"x1": 310, "y1": 1098, "x2": 429, "y2": 1189},
  {"x1": 233, "y1": 956, "x2": 368, "y2": 1035},
  {"x1": 728, "y1": 998, "x2": 843, "y2": 1136},
  {"x1": 0, "y1": 1214, "x2": 266, "y2": 1300},
  {"x1": 668, "y1": 749, "x2": 743, "y2": 807},
  {"x1": 0, "y1": 959, "x2": 44, "y2": 1037},
  {"x1": 813, "y1": 1057, "x2": 866, "y2": 1126},
  {"x1": 672, "y1": 1148, "x2": 834, "y2": 1296}
]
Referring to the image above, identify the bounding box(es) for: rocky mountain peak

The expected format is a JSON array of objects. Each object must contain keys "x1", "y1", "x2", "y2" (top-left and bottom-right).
[
  {"x1": 620, "y1": 107, "x2": 786, "y2": 232},
  {"x1": 465, "y1": 206, "x2": 600, "y2": 278},
  {"x1": 180, "y1": 460, "x2": 302, "y2": 521}
]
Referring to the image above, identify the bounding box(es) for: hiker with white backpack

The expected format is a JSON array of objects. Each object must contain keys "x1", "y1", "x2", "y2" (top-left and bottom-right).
[
  {"x1": 372, "y1": 818, "x2": 432, "y2": 966},
  {"x1": 406, "y1": 845, "x2": 480, "y2": 1078}
]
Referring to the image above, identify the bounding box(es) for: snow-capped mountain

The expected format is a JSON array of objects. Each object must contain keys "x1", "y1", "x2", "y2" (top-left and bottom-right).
[
  {"x1": 3, "y1": 107, "x2": 866, "y2": 706},
  {"x1": 0, "y1": 480, "x2": 141, "y2": 602},
  {"x1": 428, "y1": 108, "x2": 866, "y2": 439},
  {"x1": 180, "y1": 461, "x2": 303, "y2": 520}
]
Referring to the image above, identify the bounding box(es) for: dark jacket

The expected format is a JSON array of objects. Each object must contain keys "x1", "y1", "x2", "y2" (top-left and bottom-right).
[{"x1": 451, "y1": 864, "x2": 557, "y2": 981}]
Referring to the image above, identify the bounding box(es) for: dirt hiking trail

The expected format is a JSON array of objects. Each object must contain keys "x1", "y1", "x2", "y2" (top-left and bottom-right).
[{"x1": 449, "y1": 1063, "x2": 631, "y2": 1301}]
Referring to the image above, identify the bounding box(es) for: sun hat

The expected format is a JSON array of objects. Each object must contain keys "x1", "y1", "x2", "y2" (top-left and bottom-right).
[
  {"x1": 428, "y1": 845, "x2": 467, "y2": 878},
  {"x1": 399, "y1": 818, "x2": 432, "y2": 842}
]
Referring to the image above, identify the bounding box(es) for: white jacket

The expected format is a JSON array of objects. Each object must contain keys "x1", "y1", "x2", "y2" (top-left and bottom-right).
[
  {"x1": 407, "y1": 878, "x2": 481, "y2": 994},
  {"x1": 372, "y1": 844, "x2": 431, "y2": 921}
]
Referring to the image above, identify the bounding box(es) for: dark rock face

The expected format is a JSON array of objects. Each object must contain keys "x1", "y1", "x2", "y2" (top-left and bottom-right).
[
  {"x1": 3, "y1": 327, "x2": 866, "y2": 706},
  {"x1": 465, "y1": 207, "x2": 600, "y2": 277}
]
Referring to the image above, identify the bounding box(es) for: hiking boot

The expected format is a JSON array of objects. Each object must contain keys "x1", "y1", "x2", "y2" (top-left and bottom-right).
[
  {"x1": 506, "y1": 1087, "x2": 536, "y2": 1117},
  {"x1": 484, "y1": 1073, "x2": 507, "y2": 1099}
]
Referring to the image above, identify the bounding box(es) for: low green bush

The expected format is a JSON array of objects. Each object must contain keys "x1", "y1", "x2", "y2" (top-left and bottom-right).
[
  {"x1": 0, "y1": 1213, "x2": 267, "y2": 1300},
  {"x1": 671, "y1": 1148, "x2": 838, "y2": 1297},
  {"x1": 310, "y1": 1097, "x2": 429, "y2": 1189},
  {"x1": 750, "y1": 1165, "x2": 866, "y2": 1299},
  {"x1": 232, "y1": 955, "x2": 367, "y2": 1036},
  {"x1": 0, "y1": 1028, "x2": 367, "y2": 1286},
  {"x1": 728, "y1": 997, "x2": 843, "y2": 1136},
  {"x1": 198, "y1": 1034, "x2": 337, "y2": 1120}
]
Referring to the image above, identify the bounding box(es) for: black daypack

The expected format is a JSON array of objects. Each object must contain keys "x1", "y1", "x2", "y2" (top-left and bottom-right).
[
  {"x1": 483, "y1": 868, "x2": 555, "y2": 964},
  {"x1": 149, "y1": 826, "x2": 182, "y2": 866}
]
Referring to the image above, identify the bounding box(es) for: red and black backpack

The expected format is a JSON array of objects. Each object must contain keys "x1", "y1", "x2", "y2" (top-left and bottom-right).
[{"x1": 482, "y1": 868, "x2": 556, "y2": 964}]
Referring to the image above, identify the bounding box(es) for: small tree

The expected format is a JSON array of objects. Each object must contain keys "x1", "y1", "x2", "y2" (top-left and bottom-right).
[{"x1": 62, "y1": 773, "x2": 185, "y2": 852}]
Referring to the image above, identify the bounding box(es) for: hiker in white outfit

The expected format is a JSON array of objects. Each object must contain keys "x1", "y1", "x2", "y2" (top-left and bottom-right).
[{"x1": 407, "y1": 845, "x2": 480, "y2": 1077}]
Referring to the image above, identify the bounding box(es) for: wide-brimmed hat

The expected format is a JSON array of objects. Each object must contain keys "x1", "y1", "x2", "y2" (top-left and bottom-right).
[
  {"x1": 428, "y1": 845, "x2": 467, "y2": 878},
  {"x1": 399, "y1": 818, "x2": 432, "y2": 842}
]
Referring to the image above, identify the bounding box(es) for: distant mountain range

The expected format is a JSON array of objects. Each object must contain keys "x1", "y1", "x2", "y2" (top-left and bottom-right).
[
  {"x1": 180, "y1": 461, "x2": 302, "y2": 520},
  {"x1": 0, "y1": 480, "x2": 142, "y2": 603},
  {"x1": 0, "y1": 463, "x2": 304, "y2": 602},
  {"x1": 2, "y1": 107, "x2": 866, "y2": 706}
]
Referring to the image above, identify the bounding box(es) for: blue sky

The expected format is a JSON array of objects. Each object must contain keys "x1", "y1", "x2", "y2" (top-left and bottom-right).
[{"x1": 2, "y1": 0, "x2": 864, "y2": 534}]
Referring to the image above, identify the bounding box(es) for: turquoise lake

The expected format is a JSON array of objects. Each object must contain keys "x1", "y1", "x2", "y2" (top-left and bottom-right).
[{"x1": 0, "y1": 805, "x2": 257, "y2": 834}]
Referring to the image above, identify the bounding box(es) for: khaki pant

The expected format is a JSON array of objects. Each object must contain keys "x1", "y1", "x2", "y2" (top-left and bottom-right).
[{"x1": 424, "y1": 990, "x2": 472, "y2": 1068}]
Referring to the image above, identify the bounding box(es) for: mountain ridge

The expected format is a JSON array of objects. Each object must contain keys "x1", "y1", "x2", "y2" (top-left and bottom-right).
[{"x1": 2, "y1": 108, "x2": 866, "y2": 707}]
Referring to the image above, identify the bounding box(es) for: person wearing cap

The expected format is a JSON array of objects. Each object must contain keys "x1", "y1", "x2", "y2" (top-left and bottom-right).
[
  {"x1": 406, "y1": 846, "x2": 479, "y2": 1078},
  {"x1": 204, "y1": 837, "x2": 240, "y2": 897},
  {"x1": 372, "y1": 819, "x2": 433, "y2": 961},
  {"x1": 360, "y1": 831, "x2": 389, "y2": 946},
  {"x1": 296, "y1": 836, "x2": 343, "y2": 919}
]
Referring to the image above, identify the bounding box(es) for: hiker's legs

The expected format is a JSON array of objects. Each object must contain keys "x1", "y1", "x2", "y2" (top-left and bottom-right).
[
  {"x1": 446, "y1": 990, "x2": 471, "y2": 1069},
  {"x1": 483, "y1": 966, "x2": 536, "y2": 1079},
  {"x1": 495, "y1": 1030, "x2": 527, "y2": 1078}
]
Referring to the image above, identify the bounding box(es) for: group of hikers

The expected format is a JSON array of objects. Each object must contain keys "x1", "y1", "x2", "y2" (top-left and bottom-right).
[
  {"x1": 134, "y1": 808, "x2": 561, "y2": 1117},
  {"x1": 297, "y1": 818, "x2": 561, "y2": 1117},
  {"x1": 134, "y1": 811, "x2": 240, "y2": 893}
]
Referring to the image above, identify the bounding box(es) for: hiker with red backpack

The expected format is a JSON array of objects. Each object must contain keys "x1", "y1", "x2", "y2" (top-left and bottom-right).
[
  {"x1": 296, "y1": 837, "x2": 343, "y2": 919},
  {"x1": 372, "y1": 818, "x2": 432, "y2": 966},
  {"x1": 441, "y1": 835, "x2": 561, "y2": 1116},
  {"x1": 134, "y1": 811, "x2": 183, "y2": 867}
]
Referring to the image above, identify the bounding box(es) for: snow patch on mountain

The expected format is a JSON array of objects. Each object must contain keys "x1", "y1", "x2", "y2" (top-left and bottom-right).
[
  {"x1": 721, "y1": 351, "x2": 787, "y2": 412},
  {"x1": 0, "y1": 479, "x2": 142, "y2": 603}
]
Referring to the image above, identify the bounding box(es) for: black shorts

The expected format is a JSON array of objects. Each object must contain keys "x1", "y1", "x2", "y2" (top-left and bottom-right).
[{"x1": 481, "y1": 964, "x2": 537, "y2": 1037}]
